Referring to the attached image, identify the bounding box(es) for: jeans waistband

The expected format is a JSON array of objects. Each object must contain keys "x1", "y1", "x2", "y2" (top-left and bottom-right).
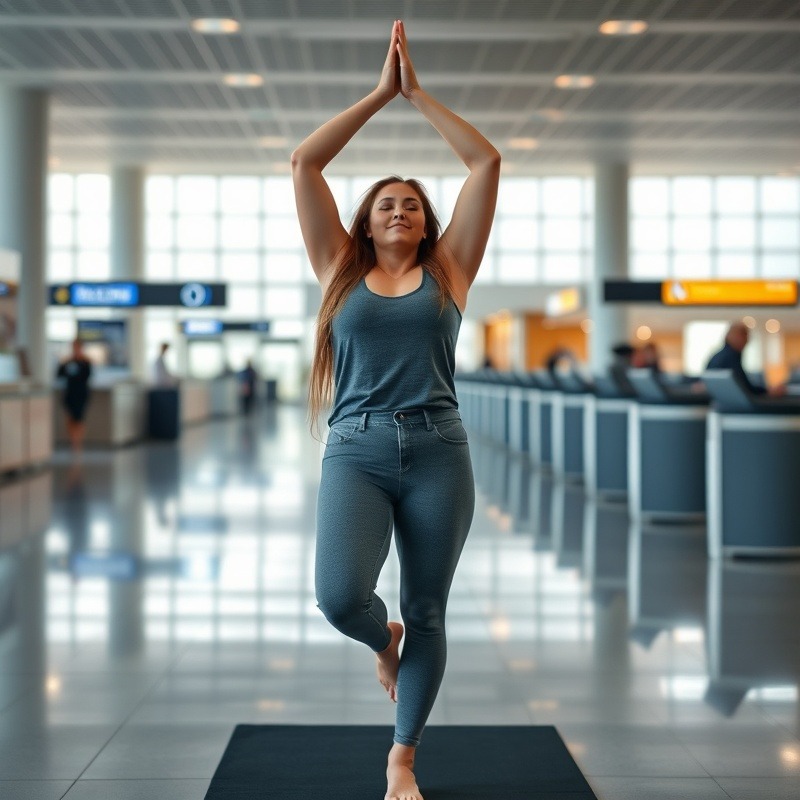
[{"x1": 337, "y1": 408, "x2": 461, "y2": 430}]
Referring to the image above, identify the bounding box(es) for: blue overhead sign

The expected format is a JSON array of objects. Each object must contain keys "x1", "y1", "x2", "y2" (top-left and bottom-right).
[
  {"x1": 50, "y1": 282, "x2": 227, "y2": 307},
  {"x1": 183, "y1": 319, "x2": 224, "y2": 336},
  {"x1": 70, "y1": 282, "x2": 139, "y2": 307},
  {"x1": 181, "y1": 320, "x2": 272, "y2": 336}
]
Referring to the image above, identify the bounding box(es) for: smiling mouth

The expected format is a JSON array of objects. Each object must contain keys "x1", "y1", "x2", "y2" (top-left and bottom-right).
[{"x1": 388, "y1": 224, "x2": 411, "y2": 229}]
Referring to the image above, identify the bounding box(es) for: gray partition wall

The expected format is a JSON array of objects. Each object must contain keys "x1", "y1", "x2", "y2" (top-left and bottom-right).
[
  {"x1": 707, "y1": 411, "x2": 800, "y2": 558},
  {"x1": 628, "y1": 403, "x2": 707, "y2": 523},
  {"x1": 584, "y1": 395, "x2": 630, "y2": 499},
  {"x1": 551, "y1": 392, "x2": 587, "y2": 482}
]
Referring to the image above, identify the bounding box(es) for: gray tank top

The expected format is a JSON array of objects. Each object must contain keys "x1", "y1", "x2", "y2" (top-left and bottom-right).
[{"x1": 328, "y1": 269, "x2": 462, "y2": 425}]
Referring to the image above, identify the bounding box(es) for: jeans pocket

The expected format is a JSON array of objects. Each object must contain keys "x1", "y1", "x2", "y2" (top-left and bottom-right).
[
  {"x1": 432, "y1": 418, "x2": 469, "y2": 444},
  {"x1": 326, "y1": 421, "x2": 359, "y2": 446}
]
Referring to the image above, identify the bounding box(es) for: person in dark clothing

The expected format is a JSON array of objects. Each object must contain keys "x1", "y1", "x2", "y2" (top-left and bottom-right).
[
  {"x1": 239, "y1": 359, "x2": 258, "y2": 415},
  {"x1": 705, "y1": 322, "x2": 767, "y2": 395},
  {"x1": 56, "y1": 338, "x2": 92, "y2": 457},
  {"x1": 608, "y1": 342, "x2": 636, "y2": 396},
  {"x1": 634, "y1": 342, "x2": 662, "y2": 374}
]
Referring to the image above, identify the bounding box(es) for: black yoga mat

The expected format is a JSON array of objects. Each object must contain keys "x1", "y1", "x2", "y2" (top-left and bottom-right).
[{"x1": 204, "y1": 724, "x2": 598, "y2": 799}]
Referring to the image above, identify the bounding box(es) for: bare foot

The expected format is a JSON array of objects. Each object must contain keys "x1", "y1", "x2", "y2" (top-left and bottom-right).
[
  {"x1": 385, "y1": 744, "x2": 423, "y2": 800},
  {"x1": 376, "y1": 621, "x2": 404, "y2": 702}
]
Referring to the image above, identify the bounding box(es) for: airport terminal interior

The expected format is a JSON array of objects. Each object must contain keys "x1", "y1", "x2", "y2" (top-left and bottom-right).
[{"x1": 1, "y1": 1, "x2": 800, "y2": 798}]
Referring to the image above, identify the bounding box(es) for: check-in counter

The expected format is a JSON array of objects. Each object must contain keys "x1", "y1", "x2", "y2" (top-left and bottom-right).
[
  {"x1": 627, "y1": 522, "x2": 706, "y2": 648},
  {"x1": 180, "y1": 379, "x2": 212, "y2": 425},
  {"x1": 584, "y1": 377, "x2": 632, "y2": 500},
  {"x1": 507, "y1": 372, "x2": 537, "y2": 454},
  {"x1": 1, "y1": 386, "x2": 53, "y2": 474},
  {"x1": 703, "y1": 369, "x2": 800, "y2": 558},
  {"x1": 528, "y1": 370, "x2": 557, "y2": 471},
  {"x1": 627, "y1": 370, "x2": 708, "y2": 523},
  {"x1": 487, "y1": 375, "x2": 511, "y2": 446},
  {"x1": 455, "y1": 370, "x2": 494, "y2": 439},
  {"x1": 551, "y1": 373, "x2": 592, "y2": 483},
  {"x1": 705, "y1": 559, "x2": 800, "y2": 717},
  {"x1": 209, "y1": 377, "x2": 239, "y2": 417},
  {"x1": 54, "y1": 381, "x2": 146, "y2": 447}
]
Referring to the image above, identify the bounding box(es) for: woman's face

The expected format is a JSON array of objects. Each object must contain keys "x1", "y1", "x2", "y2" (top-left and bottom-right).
[{"x1": 365, "y1": 182, "x2": 426, "y2": 251}]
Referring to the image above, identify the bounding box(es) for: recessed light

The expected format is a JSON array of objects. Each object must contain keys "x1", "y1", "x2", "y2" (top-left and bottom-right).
[
  {"x1": 599, "y1": 19, "x2": 648, "y2": 36},
  {"x1": 258, "y1": 136, "x2": 288, "y2": 148},
  {"x1": 507, "y1": 137, "x2": 539, "y2": 150},
  {"x1": 554, "y1": 75, "x2": 595, "y2": 89},
  {"x1": 191, "y1": 18, "x2": 240, "y2": 34},
  {"x1": 536, "y1": 108, "x2": 565, "y2": 123},
  {"x1": 223, "y1": 73, "x2": 263, "y2": 87},
  {"x1": 765, "y1": 319, "x2": 781, "y2": 334},
  {"x1": 636, "y1": 325, "x2": 652, "y2": 341},
  {"x1": 742, "y1": 316, "x2": 756, "y2": 329}
]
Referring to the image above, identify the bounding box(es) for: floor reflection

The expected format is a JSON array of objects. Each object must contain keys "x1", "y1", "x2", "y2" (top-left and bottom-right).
[{"x1": 0, "y1": 406, "x2": 798, "y2": 796}]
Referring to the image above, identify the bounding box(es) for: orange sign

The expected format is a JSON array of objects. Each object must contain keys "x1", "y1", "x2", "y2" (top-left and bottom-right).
[{"x1": 661, "y1": 280, "x2": 798, "y2": 306}]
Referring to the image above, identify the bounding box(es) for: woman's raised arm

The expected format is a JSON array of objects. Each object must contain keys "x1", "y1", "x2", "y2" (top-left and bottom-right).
[
  {"x1": 396, "y1": 21, "x2": 501, "y2": 286},
  {"x1": 291, "y1": 21, "x2": 401, "y2": 282}
]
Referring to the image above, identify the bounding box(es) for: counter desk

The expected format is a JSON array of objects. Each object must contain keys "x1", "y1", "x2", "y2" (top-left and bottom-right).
[{"x1": 1, "y1": 386, "x2": 53, "y2": 474}]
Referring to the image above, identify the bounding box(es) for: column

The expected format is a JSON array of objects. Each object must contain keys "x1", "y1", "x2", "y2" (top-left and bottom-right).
[
  {"x1": 0, "y1": 88, "x2": 49, "y2": 384},
  {"x1": 110, "y1": 166, "x2": 147, "y2": 381},
  {"x1": 590, "y1": 163, "x2": 629, "y2": 372}
]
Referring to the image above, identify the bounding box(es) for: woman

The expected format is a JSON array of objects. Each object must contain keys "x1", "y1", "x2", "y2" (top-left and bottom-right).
[
  {"x1": 292, "y1": 20, "x2": 499, "y2": 800},
  {"x1": 56, "y1": 338, "x2": 92, "y2": 458}
]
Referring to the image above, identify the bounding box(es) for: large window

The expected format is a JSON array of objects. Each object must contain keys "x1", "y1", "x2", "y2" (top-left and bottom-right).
[
  {"x1": 630, "y1": 176, "x2": 800, "y2": 279},
  {"x1": 48, "y1": 173, "x2": 111, "y2": 282},
  {"x1": 47, "y1": 174, "x2": 113, "y2": 350},
  {"x1": 492, "y1": 177, "x2": 593, "y2": 285}
]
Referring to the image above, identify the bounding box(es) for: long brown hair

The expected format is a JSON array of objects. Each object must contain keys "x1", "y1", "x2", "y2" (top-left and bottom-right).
[{"x1": 308, "y1": 176, "x2": 457, "y2": 434}]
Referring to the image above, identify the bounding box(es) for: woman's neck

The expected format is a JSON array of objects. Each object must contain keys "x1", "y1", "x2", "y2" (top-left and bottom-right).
[{"x1": 373, "y1": 249, "x2": 419, "y2": 279}]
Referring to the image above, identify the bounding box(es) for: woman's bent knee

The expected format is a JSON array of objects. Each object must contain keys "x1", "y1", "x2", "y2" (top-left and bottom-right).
[{"x1": 316, "y1": 593, "x2": 365, "y2": 632}]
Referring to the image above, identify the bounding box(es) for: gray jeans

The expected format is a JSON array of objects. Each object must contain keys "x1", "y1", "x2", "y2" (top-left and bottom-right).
[{"x1": 315, "y1": 407, "x2": 475, "y2": 747}]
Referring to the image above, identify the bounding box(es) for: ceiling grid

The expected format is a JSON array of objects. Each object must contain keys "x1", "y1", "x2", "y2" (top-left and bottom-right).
[{"x1": 1, "y1": 0, "x2": 799, "y2": 173}]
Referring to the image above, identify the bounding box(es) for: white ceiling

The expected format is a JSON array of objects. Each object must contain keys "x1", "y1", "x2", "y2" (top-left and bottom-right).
[{"x1": 1, "y1": 0, "x2": 800, "y2": 175}]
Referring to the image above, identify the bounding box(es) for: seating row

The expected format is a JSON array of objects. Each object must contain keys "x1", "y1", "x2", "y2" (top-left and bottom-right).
[{"x1": 455, "y1": 369, "x2": 800, "y2": 559}]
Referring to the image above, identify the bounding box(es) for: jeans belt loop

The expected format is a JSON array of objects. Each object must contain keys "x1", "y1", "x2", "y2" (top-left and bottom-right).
[
  {"x1": 423, "y1": 409, "x2": 433, "y2": 431},
  {"x1": 359, "y1": 412, "x2": 367, "y2": 431}
]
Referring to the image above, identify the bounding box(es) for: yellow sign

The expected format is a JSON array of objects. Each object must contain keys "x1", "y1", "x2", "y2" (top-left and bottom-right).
[
  {"x1": 546, "y1": 287, "x2": 583, "y2": 316},
  {"x1": 662, "y1": 280, "x2": 798, "y2": 306}
]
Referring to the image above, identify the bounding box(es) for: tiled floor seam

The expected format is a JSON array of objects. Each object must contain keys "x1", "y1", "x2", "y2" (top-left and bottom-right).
[{"x1": 64, "y1": 647, "x2": 190, "y2": 786}]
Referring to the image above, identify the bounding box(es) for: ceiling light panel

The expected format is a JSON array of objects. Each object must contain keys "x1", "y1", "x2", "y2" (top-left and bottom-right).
[
  {"x1": 191, "y1": 18, "x2": 240, "y2": 34},
  {"x1": 599, "y1": 20, "x2": 649, "y2": 36}
]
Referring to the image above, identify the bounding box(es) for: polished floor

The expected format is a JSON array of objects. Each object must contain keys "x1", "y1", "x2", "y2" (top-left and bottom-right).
[{"x1": 1, "y1": 404, "x2": 799, "y2": 799}]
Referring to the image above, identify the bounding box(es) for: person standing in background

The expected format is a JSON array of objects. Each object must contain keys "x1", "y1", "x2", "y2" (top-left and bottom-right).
[
  {"x1": 153, "y1": 342, "x2": 177, "y2": 387},
  {"x1": 239, "y1": 359, "x2": 258, "y2": 415},
  {"x1": 56, "y1": 338, "x2": 92, "y2": 459}
]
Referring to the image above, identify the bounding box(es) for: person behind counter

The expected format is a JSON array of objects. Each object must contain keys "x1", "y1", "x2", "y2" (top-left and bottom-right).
[
  {"x1": 56, "y1": 338, "x2": 92, "y2": 458},
  {"x1": 706, "y1": 322, "x2": 786, "y2": 397},
  {"x1": 239, "y1": 359, "x2": 258, "y2": 415},
  {"x1": 152, "y1": 342, "x2": 177, "y2": 387}
]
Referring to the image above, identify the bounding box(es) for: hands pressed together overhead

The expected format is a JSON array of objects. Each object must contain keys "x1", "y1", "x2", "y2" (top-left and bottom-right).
[{"x1": 378, "y1": 20, "x2": 421, "y2": 102}]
